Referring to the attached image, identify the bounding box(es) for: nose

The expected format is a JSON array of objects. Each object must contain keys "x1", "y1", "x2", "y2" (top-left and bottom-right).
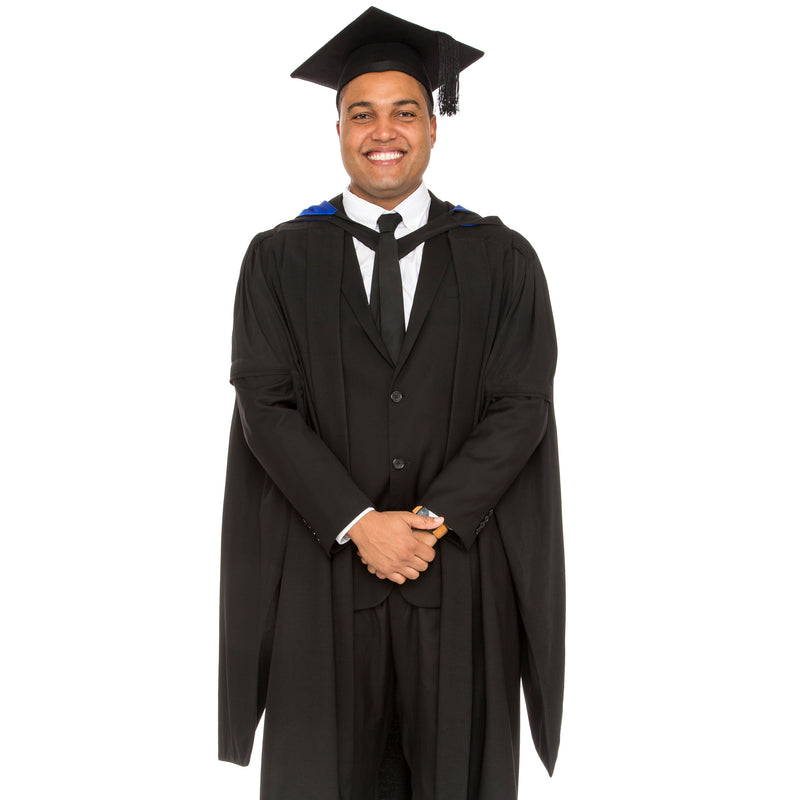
[{"x1": 370, "y1": 113, "x2": 397, "y2": 142}]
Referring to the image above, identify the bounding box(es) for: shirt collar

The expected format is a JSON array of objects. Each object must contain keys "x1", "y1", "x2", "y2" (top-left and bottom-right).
[{"x1": 342, "y1": 182, "x2": 431, "y2": 234}]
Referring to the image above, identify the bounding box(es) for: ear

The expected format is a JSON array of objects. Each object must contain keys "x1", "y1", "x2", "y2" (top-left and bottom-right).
[
  {"x1": 336, "y1": 119, "x2": 341, "y2": 138},
  {"x1": 430, "y1": 115, "x2": 437, "y2": 148}
]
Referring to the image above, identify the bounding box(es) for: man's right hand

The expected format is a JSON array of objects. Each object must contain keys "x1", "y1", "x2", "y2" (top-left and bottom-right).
[{"x1": 348, "y1": 510, "x2": 441, "y2": 584}]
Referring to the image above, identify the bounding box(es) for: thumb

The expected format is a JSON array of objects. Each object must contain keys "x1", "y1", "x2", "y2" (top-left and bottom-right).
[{"x1": 409, "y1": 512, "x2": 444, "y2": 528}]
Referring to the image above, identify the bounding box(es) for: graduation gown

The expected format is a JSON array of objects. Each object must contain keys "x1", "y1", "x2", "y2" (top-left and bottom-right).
[{"x1": 218, "y1": 194, "x2": 565, "y2": 799}]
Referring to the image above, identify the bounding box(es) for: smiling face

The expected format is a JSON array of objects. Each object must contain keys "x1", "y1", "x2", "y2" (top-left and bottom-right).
[{"x1": 336, "y1": 70, "x2": 437, "y2": 210}]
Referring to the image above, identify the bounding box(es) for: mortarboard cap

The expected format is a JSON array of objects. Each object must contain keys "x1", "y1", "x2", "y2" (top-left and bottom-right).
[{"x1": 290, "y1": 6, "x2": 484, "y2": 116}]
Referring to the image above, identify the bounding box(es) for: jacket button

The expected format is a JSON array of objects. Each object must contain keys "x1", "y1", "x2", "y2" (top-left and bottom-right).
[
  {"x1": 392, "y1": 457, "x2": 406, "y2": 470},
  {"x1": 390, "y1": 390, "x2": 404, "y2": 403}
]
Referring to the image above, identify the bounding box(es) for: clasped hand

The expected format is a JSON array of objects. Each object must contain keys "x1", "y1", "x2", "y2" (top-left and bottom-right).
[{"x1": 348, "y1": 510, "x2": 442, "y2": 584}]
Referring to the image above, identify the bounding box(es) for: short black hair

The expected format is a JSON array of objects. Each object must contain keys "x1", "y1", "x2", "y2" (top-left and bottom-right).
[{"x1": 421, "y1": 87, "x2": 434, "y2": 117}]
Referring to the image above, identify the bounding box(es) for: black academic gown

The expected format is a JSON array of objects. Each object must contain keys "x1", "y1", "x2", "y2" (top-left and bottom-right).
[{"x1": 218, "y1": 194, "x2": 565, "y2": 799}]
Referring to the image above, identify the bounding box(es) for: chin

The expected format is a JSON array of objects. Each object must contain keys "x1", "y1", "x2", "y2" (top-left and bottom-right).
[{"x1": 358, "y1": 182, "x2": 405, "y2": 199}]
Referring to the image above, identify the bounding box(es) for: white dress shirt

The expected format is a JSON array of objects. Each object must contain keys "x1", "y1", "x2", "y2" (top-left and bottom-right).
[
  {"x1": 343, "y1": 181, "x2": 432, "y2": 326},
  {"x1": 335, "y1": 182, "x2": 432, "y2": 544}
]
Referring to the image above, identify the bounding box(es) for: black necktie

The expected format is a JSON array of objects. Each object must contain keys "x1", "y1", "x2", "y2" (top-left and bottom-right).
[{"x1": 371, "y1": 212, "x2": 404, "y2": 362}]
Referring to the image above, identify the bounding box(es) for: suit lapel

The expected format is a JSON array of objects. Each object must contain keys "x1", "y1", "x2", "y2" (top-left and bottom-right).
[
  {"x1": 393, "y1": 232, "x2": 452, "y2": 373},
  {"x1": 339, "y1": 233, "x2": 395, "y2": 367},
  {"x1": 393, "y1": 194, "x2": 453, "y2": 373}
]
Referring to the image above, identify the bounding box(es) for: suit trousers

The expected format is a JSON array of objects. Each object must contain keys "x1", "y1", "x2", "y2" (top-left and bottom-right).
[{"x1": 352, "y1": 589, "x2": 440, "y2": 800}]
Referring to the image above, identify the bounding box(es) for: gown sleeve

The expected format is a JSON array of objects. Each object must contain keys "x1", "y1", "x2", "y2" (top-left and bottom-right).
[
  {"x1": 229, "y1": 232, "x2": 374, "y2": 553},
  {"x1": 420, "y1": 235, "x2": 558, "y2": 549}
]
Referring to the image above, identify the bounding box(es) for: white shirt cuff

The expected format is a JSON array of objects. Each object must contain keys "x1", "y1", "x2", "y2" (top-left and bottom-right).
[{"x1": 336, "y1": 507, "x2": 375, "y2": 544}]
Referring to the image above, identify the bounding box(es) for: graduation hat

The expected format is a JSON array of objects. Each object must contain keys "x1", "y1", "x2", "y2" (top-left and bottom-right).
[{"x1": 290, "y1": 6, "x2": 484, "y2": 116}]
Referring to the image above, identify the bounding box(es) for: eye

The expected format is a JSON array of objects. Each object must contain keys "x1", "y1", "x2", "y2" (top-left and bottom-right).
[{"x1": 351, "y1": 112, "x2": 372, "y2": 121}]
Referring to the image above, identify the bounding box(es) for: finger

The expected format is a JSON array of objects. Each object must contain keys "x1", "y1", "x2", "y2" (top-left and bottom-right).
[
  {"x1": 401, "y1": 567, "x2": 420, "y2": 581},
  {"x1": 387, "y1": 573, "x2": 406, "y2": 584},
  {"x1": 409, "y1": 542, "x2": 437, "y2": 562},
  {"x1": 407, "y1": 553, "x2": 431, "y2": 570},
  {"x1": 410, "y1": 530, "x2": 439, "y2": 547}
]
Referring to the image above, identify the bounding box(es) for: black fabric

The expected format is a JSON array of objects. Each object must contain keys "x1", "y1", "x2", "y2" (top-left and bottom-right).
[
  {"x1": 373, "y1": 212, "x2": 404, "y2": 361},
  {"x1": 218, "y1": 195, "x2": 564, "y2": 798},
  {"x1": 353, "y1": 592, "x2": 440, "y2": 800},
  {"x1": 377, "y1": 716, "x2": 411, "y2": 800},
  {"x1": 290, "y1": 7, "x2": 484, "y2": 116},
  {"x1": 341, "y1": 213, "x2": 457, "y2": 609},
  {"x1": 340, "y1": 41, "x2": 432, "y2": 98}
]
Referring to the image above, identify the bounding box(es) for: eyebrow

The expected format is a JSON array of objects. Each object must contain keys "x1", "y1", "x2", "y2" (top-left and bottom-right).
[{"x1": 346, "y1": 99, "x2": 422, "y2": 113}]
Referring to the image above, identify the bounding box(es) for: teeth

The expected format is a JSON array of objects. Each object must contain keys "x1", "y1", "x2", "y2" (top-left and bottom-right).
[{"x1": 367, "y1": 151, "x2": 403, "y2": 161}]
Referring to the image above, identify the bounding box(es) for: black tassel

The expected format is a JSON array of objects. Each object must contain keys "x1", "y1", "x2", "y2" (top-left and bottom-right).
[{"x1": 437, "y1": 32, "x2": 460, "y2": 116}]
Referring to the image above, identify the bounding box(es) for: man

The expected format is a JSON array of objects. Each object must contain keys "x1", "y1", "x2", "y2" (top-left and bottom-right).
[{"x1": 219, "y1": 8, "x2": 565, "y2": 799}]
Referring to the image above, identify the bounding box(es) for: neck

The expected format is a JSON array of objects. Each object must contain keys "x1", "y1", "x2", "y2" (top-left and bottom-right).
[{"x1": 347, "y1": 181, "x2": 424, "y2": 211}]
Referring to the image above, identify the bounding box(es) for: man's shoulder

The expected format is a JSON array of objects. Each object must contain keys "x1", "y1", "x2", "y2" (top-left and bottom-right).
[
  {"x1": 243, "y1": 210, "x2": 336, "y2": 253},
  {"x1": 444, "y1": 204, "x2": 539, "y2": 261},
  {"x1": 428, "y1": 194, "x2": 537, "y2": 258}
]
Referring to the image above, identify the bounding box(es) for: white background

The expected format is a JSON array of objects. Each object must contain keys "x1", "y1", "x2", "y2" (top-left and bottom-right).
[{"x1": 2, "y1": 1, "x2": 798, "y2": 797}]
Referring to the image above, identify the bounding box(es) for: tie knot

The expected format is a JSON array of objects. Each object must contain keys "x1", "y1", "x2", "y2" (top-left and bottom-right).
[{"x1": 377, "y1": 212, "x2": 402, "y2": 234}]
